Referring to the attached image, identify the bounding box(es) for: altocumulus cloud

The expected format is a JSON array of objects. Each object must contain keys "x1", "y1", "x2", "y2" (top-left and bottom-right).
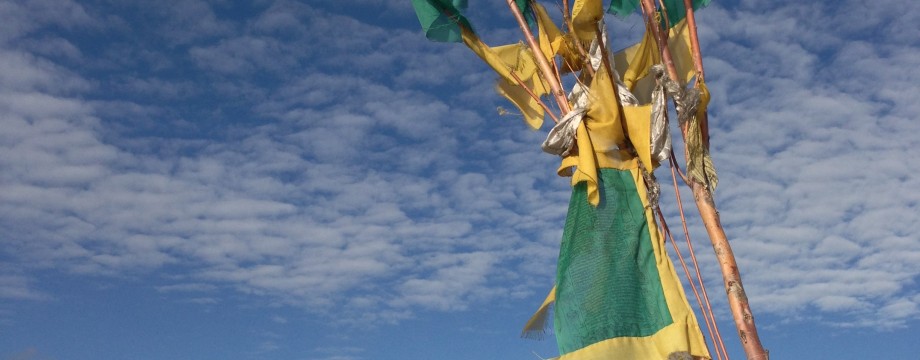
[
  {"x1": 0, "y1": 0, "x2": 918, "y2": 335},
  {"x1": 0, "y1": 0, "x2": 565, "y2": 327}
]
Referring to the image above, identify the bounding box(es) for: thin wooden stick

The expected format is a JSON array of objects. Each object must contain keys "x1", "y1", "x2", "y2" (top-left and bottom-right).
[
  {"x1": 657, "y1": 208, "x2": 725, "y2": 360},
  {"x1": 639, "y1": 0, "x2": 680, "y2": 82},
  {"x1": 507, "y1": 68, "x2": 561, "y2": 124},
  {"x1": 560, "y1": 0, "x2": 595, "y2": 77},
  {"x1": 682, "y1": 0, "x2": 705, "y2": 83},
  {"x1": 681, "y1": 0, "x2": 710, "y2": 149},
  {"x1": 668, "y1": 157, "x2": 729, "y2": 360},
  {"x1": 637, "y1": 1, "x2": 769, "y2": 359},
  {"x1": 505, "y1": 0, "x2": 571, "y2": 113}
]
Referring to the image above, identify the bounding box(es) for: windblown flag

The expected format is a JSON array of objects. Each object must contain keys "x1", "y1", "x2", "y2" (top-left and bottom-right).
[
  {"x1": 661, "y1": 0, "x2": 710, "y2": 27},
  {"x1": 411, "y1": 0, "x2": 536, "y2": 42},
  {"x1": 515, "y1": 0, "x2": 538, "y2": 29},
  {"x1": 607, "y1": 0, "x2": 640, "y2": 18},
  {"x1": 410, "y1": 0, "x2": 472, "y2": 42},
  {"x1": 606, "y1": 0, "x2": 710, "y2": 27}
]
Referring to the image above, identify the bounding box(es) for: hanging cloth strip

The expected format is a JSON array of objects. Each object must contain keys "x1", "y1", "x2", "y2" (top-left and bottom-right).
[
  {"x1": 650, "y1": 65, "x2": 672, "y2": 165},
  {"x1": 542, "y1": 22, "x2": 637, "y2": 158}
]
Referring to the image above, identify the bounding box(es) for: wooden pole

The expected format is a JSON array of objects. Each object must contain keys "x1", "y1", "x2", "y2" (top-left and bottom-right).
[
  {"x1": 638, "y1": 1, "x2": 768, "y2": 359},
  {"x1": 504, "y1": 0, "x2": 571, "y2": 113}
]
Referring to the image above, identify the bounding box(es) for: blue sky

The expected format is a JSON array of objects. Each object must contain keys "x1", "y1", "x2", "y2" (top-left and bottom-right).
[{"x1": 1, "y1": 0, "x2": 919, "y2": 359}]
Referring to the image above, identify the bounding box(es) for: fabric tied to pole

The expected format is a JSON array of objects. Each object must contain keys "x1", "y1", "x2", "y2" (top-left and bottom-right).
[
  {"x1": 650, "y1": 65, "x2": 672, "y2": 166},
  {"x1": 682, "y1": 81, "x2": 718, "y2": 190},
  {"x1": 543, "y1": 107, "x2": 589, "y2": 156}
]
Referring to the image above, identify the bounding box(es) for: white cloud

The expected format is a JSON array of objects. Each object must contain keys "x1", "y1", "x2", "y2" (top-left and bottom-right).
[
  {"x1": 1, "y1": 0, "x2": 918, "y2": 335},
  {"x1": 0, "y1": 273, "x2": 48, "y2": 301}
]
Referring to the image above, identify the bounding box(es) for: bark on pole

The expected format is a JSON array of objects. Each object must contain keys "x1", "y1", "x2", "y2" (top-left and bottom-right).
[{"x1": 638, "y1": 0, "x2": 768, "y2": 358}]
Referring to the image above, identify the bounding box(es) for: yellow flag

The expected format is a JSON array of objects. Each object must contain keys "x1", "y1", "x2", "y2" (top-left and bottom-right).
[
  {"x1": 571, "y1": 0, "x2": 604, "y2": 43},
  {"x1": 461, "y1": 28, "x2": 516, "y2": 83},
  {"x1": 494, "y1": 43, "x2": 548, "y2": 129},
  {"x1": 535, "y1": 3, "x2": 565, "y2": 64},
  {"x1": 612, "y1": 19, "x2": 696, "y2": 103},
  {"x1": 462, "y1": 28, "x2": 552, "y2": 129}
]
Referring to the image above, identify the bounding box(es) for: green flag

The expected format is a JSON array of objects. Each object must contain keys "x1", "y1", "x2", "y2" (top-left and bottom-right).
[
  {"x1": 607, "y1": 0, "x2": 711, "y2": 28},
  {"x1": 515, "y1": 0, "x2": 537, "y2": 29},
  {"x1": 411, "y1": 0, "x2": 472, "y2": 42},
  {"x1": 607, "y1": 0, "x2": 640, "y2": 18},
  {"x1": 661, "y1": 0, "x2": 710, "y2": 27}
]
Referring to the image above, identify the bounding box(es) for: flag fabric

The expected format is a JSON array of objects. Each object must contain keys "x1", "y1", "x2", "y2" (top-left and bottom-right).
[
  {"x1": 547, "y1": 64, "x2": 707, "y2": 355},
  {"x1": 661, "y1": 0, "x2": 710, "y2": 28},
  {"x1": 607, "y1": 0, "x2": 640, "y2": 18},
  {"x1": 495, "y1": 43, "x2": 549, "y2": 129},
  {"x1": 527, "y1": 66, "x2": 711, "y2": 358},
  {"x1": 612, "y1": 19, "x2": 697, "y2": 103},
  {"x1": 571, "y1": 0, "x2": 605, "y2": 42},
  {"x1": 409, "y1": 2, "x2": 715, "y2": 357},
  {"x1": 495, "y1": 2, "x2": 566, "y2": 130},
  {"x1": 605, "y1": 0, "x2": 711, "y2": 28},
  {"x1": 515, "y1": 0, "x2": 538, "y2": 30},
  {"x1": 528, "y1": 11, "x2": 710, "y2": 357},
  {"x1": 410, "y1": 0, "x2": 472, "y2": 42},
  {"x1": 552, "y1": 167, "x2": 711, "y2": 359}
]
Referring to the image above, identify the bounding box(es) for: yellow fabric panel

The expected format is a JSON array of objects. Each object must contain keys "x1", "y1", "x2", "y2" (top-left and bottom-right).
[
  {"x1": 555, "y1": 320, "x2": 711, "y2": 359},
  {"x1": 461, "y1": 27, "x2": 515, "y2": 83},
  {"x1": 571, "y1": 0, "x2": 604, "y2": 43},
  {"x1": 521, "y1": 285, "x2": 556, "y2": 337},
  {"x1": 623, "y1": 105, "x2": 653, "y2": 172},
  {"x1": 670, "y1": 19, "x2": 696, "y2": 86},
  {"x1": 535, "y1": 3, "x2": 565, "y2": 66},
  {"x1": 697, "y1": 80, "x2": 710, "y2": 118},
  {"x1": 493, "y1": 43, "x2": 549, "y2": 129},
  {"x1": 584, "y1": 66, "x2": 626, "y2": 156},
  {"x1": 497, "y1": 80, "x2": 545, "y2": 129},
  {"x1": 619, "y1": 29, "x2": 661, "y2": 91},
  {"x1": 535, "y1": 2, "x2": 581, "y2": 77},
  {"x1": 559, "y1": 120, "x2": 600, "y2": 205},
  {"x1": 557, "y1": 66, "x2": 650, "y2": 206},
  {"x1": 612, "y1": 19, "x2": 696, "y2": 104}
]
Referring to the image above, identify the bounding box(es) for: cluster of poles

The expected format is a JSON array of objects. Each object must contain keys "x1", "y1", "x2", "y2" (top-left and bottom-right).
[{"x1": 488, "y1": 1, "x2": 769, "y2": 359}]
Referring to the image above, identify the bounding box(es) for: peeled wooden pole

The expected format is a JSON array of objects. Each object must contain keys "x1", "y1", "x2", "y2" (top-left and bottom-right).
[{"x1": 638, "y1": 0, "x2": 768, "y2": 359}]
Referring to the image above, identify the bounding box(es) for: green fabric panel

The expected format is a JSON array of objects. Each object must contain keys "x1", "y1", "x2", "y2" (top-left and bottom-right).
[
  {"x1": 606, "y1": 0, "x2": 711, "y2": 27},
  {"x1": 607, "y1": 0, "x2": 640, "y2": 18},
  {"x1": 661, "y1": 0, "x2": 711, "y2": 28},
  {"x1": 554, "y1": 169, "x2": 672, "y2": 355},
  {"x1": 410, "y1": 0, "x2": 472, "y2": 43},
  {"x1": 515, "y1": 0, "x2": 537, "y2": 29}
]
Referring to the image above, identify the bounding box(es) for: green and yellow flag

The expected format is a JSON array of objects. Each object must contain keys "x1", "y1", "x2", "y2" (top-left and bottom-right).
[
  {"x1": 606, "y1": 0, "x2": 711, "y2": 27},
  {"x1": 661, "y1": 0, "x2": 711, "y2": 27},
  {"x1": 410, "y1": 0, "x2": 472, "y2": 43}
]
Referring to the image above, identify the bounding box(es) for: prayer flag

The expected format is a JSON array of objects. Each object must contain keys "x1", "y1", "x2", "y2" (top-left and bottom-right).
[{"x1": 411, "y1": 0, "x2": 472, "y2": 42}]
